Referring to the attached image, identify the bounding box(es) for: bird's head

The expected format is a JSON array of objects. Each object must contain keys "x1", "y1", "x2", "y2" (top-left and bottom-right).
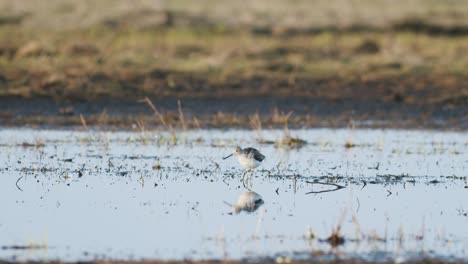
[
  {"x1": 223, "y1": 146, "x2": 242, "y2": 159},
  {"x1": 231, "y1": 205, "x2": 241, "y2": 214},
  {"x1": 233, "y1": 146, "x2": 242, "y2": 155}
]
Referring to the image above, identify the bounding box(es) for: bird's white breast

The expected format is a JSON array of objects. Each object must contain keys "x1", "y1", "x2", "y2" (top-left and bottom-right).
[{"x1": 237, "y1": 155, "x2": 261, "y2": 169}]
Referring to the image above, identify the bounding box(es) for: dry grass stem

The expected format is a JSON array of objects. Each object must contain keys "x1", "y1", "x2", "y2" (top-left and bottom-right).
[
  {"x1": 178, "y1": 99, "x2": 187, "y2": 131},
  {"x1": 79, "y1": 114, "x2": 88, "y2": 130},
  {"x1": 140, "y1": 97, "x2": 167, "y2": 128}
]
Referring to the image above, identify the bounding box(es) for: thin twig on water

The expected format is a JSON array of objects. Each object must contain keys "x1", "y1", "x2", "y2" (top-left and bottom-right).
[
  {"x1": 387, "y1": 189, "x2": 392, "y2": 196},
  {"x1": 305, "y1": 181, "x2": 346, "y2": 194},
  {"x1": 16, "y1": 176, "x2": 24, "y2": 191},
  {"x1": 361, "y1": 180, "x2": 367, "y2": 189}
]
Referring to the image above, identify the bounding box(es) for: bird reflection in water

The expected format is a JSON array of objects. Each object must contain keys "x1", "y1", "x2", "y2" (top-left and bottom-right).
[{"x1": 225, "y1": 191, "x2": 264, "y2": 214}]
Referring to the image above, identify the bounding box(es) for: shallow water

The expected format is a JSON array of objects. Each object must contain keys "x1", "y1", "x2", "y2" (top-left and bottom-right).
[{"x1": 0, "y1": 128, "x2": 467, "y2": 262}]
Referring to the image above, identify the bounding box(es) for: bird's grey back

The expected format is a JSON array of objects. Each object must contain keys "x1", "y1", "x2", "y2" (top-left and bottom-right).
[{"x1": 243, "y1": 147, "x2": 265, "y2": 162}]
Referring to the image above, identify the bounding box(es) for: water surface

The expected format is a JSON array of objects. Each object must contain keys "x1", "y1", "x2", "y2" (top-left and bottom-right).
[{"x1": 0, "y1": 128, "x2": 467, "y2": 262}]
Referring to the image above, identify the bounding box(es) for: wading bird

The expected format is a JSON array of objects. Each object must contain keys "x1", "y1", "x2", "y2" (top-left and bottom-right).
[
  {"x1": 223, "y1": 146, "x2": 265, "y2": 188},
  {"x1": 223, "y1": 146, "x2": 265, "y2": 169}
]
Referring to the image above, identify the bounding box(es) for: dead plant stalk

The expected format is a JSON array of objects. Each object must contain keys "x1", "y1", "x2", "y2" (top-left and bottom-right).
[
  {"x1": 140, "y1": 97, "x2": 168, "y2": 129},
  {"x1": 178, "y1": 99, "x2": 187, "y2": 131}
]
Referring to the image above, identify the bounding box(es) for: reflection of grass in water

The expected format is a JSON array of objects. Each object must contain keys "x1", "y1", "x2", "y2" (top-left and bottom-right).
[
  {"x1": 303, "y1": 205, "x2": 434, "y2": 252},
  {"x1": 344, "y1": 119, "x2": 356, "y2": 149},
  {"x1": 275, "y1": 135, "x2": 307, "y2": 149},
  {"x1": 3, "y1": 235, "x2": 49, "y2": 257},
  {"x1": 344, "y1": 141, "x2": 356, "y2": 149},
  {"x1": 21, "y1": 138, "x2": 45, "y2": 148},
  {"x1": 152, "y1": 161, "x2": 162, "y2": 170},
  {"x1": 251, "y1": 109, "x2": 307, "y2": 149}
]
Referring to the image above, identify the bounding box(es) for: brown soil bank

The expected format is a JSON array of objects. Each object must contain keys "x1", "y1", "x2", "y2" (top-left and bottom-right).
[{"x1": 1, "y1": 68, "x2": 467, "y2": 104}]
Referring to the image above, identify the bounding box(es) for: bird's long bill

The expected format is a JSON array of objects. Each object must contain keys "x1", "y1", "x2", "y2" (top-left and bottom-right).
[{"x1": 223, "y1": 153, "x2": 233, "y2": 160}]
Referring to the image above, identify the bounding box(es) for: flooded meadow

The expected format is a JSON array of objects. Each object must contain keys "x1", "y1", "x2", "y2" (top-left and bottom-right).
[{"x1": 0, "y1": 128, "x2": 467, "y2": 262}]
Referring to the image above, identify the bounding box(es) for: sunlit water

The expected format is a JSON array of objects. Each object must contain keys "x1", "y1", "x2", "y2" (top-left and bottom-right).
[{"x1": 0, "y1": 128, "x2": 467, "y2": 262}]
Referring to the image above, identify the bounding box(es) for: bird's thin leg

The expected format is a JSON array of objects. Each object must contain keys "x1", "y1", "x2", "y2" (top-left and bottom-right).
[
  {"x1": 242, "y1": 170, "x2": 252, "y2": 191},
  {"x1": 247, "y1": 169, "x2": 254, "y2": 189},
  {"x1": 242, "y1": 178, "x2": 251, "y2": 190}
]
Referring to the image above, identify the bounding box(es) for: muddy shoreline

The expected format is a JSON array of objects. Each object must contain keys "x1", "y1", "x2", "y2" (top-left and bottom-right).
[{"x1": 0, "y1": 96, "x2": 465, "y2": 130}]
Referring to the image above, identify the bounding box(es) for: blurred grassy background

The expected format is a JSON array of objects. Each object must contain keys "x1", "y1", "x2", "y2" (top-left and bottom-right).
[{"x1": 0, "y1": 0, "x2": 467, "y2": 103}]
